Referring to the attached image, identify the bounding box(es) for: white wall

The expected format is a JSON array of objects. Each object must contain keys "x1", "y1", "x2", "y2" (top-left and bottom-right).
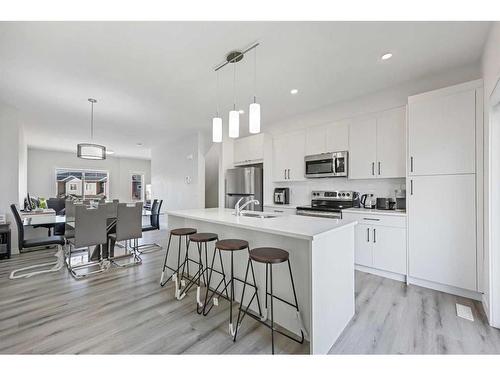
[
  {"x1": 481, "y1": 22, "x2": 500, "y2": 327},
  {"x1": 27, "y1": 148, "x2": 151, "y2": 202},
  {"x1": 259, "y1": 63, "x2": 481, "y2": 206},
  {"x1": 151, "y1": 132, "x2": 207, "y2": 211},
  {"x1": 0, "y1": 103, "x2": 28, "y2": 253}
]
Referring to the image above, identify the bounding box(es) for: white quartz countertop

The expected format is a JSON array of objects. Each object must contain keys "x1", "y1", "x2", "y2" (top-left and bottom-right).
[
  {"x1": 342, "y1": 207, "x2": 407, "y2": 217},
  {"x1": 166, "y1": 208, "x2": 357, "y2": 240}
]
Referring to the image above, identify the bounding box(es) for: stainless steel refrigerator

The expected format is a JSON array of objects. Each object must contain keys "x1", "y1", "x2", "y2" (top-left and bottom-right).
[{"x1": 225, "y1": 167, "x2": 263, "y2": 211}]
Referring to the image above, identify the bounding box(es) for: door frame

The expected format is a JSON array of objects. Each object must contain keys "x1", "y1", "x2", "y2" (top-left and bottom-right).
[{"x1": 486, "y1": 76, "x2": 500, "y2": 328}]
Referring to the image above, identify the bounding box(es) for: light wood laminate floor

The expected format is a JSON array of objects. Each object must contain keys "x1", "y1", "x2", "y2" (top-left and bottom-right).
[{"x1": 1, "y1": 228, "x2": 499, "y2": 354}]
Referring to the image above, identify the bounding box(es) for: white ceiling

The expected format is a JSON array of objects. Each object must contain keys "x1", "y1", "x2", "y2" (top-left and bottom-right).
[{"x1": 0, "y1": 21, "x2": 491, "y2": 159}]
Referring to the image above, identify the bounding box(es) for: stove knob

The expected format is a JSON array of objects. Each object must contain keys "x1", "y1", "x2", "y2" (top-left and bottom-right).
[{"x1": 346, "y1": 193, "x2": 350, "y2": 197}]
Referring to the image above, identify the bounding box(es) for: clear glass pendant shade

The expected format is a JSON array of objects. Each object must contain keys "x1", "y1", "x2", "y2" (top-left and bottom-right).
[
  {"x1": 212, "y1": 117, "x2": 222, "y2": 143},
  {"x1": 249, "y1": 102, "x2": 260, "y2": 134},
  {"x1": 229, "y1": 110, "x2": 239, "y2": 138}
]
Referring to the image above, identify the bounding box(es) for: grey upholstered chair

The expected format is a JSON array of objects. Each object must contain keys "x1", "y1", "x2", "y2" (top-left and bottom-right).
[
  {"x1": 66, "y1": 205, "x2": 109, "y2": 279},
  {"x1": 108, "y1": 202, "x2": 143, "y2": 267},
  {"x1": 64, "y1": 199, "x2": 81, "y2": 241}
]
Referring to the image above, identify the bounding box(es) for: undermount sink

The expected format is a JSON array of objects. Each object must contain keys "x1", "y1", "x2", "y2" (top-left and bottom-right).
[{"x1": 235, "y1": 211, "x2": 277, "y2": 219}]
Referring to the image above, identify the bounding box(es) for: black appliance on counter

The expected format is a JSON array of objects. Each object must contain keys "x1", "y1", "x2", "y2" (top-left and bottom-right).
[
  {"x1": 376, "y1": 197, "x2": 395, "y2": 210},
  {"x1": 273, "y1": 187, "x2": 290, "y2": 205},
  {"x1": 296, "y1": 190, "x2": 359, "y2": 219}
]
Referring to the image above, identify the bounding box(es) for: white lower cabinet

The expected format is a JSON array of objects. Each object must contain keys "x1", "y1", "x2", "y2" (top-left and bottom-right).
[
  {"x1": 343, "y1": 211, "x2": 407, "y2": 276},
  {"x1": 372, "y1": 225, "x2": 407, "y2": 275},
  {"x1": 354, "y1": 224, "x2": 373, "y2": 266}
]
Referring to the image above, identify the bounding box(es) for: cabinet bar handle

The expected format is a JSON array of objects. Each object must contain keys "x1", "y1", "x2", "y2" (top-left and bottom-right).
[
  {"x1": 367, "y1": 228, "x2": 370, "y2": 242},
  {"x1": 378, "y1": 162, "x2": 381, "y2": 175},
  {"x1": 284, "y1": 169, "x2": 287, "y2": 180},
  {"x1": 372, "y1": 162, "x2": 375, "y2": 176},
  {"x1": 287, "y1": 169, "x2": 290, "y2": 180},
  {"x1": 410, "y1": 179, "x2": 413, "y2": 195},
  {"x1": 410, "y1": 156, "x2": 414, "y2": 172},
  {"x1": 363, "y1": 217, "x2": 380, "y2": 221},
  {"x1": 373, "y1": 228, "x2": 376, "y2": 243}
]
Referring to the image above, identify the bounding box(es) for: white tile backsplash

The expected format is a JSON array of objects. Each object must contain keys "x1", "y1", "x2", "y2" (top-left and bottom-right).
[{"x1": 272, "y1": 178, "x2": 405, "y2": 206}]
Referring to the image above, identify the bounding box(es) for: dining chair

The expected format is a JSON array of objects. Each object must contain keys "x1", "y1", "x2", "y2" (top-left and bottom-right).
[
  {"x1": 107, "y1": 202, "x2": 143, "y2": 267},
  {"x1": 9, "y1": 204, "x2": 66, "y2": 279},
  {"x1": 66, "y1": 205, "x2": 109, "y2": 279},
  {"x1": 137, "y1": 199, "x2": 163, "y2": 253}
]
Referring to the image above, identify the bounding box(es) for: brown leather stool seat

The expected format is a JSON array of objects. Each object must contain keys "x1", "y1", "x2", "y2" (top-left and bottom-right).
[
  {"x1": 216, "y1": 239, "x2": 249, "y2": 251},
  {"x1": 249, "y1": 247, "x2": 289, "y2": 264},
  {"x1": 189, "y1": 232, "x2": 218, "y2": 242},
  {"x1": 171, "y1": 227, "x2": 197, "y2": 236}
]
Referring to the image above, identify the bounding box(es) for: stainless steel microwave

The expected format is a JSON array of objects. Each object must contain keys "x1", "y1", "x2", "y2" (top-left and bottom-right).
[{"x1": 304, "y1": 151, "x2": 348, "y2": 178}]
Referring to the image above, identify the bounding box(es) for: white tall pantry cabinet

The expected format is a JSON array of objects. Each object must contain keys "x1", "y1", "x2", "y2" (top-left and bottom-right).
[{"x1": 407, "y1": 79, "x2": 483, "y2": 294}]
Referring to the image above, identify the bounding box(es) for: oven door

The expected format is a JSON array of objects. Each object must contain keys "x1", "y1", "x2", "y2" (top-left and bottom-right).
[{"x1": 304, "y1": 154, "x2": 335, "y2": 178}]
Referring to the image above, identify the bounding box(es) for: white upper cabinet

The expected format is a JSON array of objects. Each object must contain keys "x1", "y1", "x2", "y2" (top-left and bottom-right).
[
  {"x1": 376, "y1": 107, "x2": 406, "y2": 178},
  {"x1": 326, "y1": 120, "x2": 349, "y2": 152},
  {"x1": 233, "y1": 133, "x2": 265, "y2": 165},
  {"x1": 349, "y1": 107, "x2": 406, "y2": 179},
  {"x1": 305, "y1": 125, "x2": 328, "y2": 155},
  {"x1": 273, "y1": 131, "x2": 305, "y2": 181},
  {"x1": 305, "y1": 120, "x2": 349, "y2": 156},
  {"x1": 348, "y1": 117, "x2": 377, "y2": 179},
  {"x1": 408, "y1": 87, "x2": 476, "y2": 175}
]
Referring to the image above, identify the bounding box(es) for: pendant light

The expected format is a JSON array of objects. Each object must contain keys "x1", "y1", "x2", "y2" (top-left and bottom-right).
[
  {"x1": 212, "y1": 71, "x2": 222, "y2": 143},
  {"x1": 249, "y1": 47, "x2": 261, "y2": 134},
  {"x1": 228, "y1": 61, "x2": 239, "y2": 138},
  {"x1": 77, "y1": 98, "x2": 106, "y2": 160}
]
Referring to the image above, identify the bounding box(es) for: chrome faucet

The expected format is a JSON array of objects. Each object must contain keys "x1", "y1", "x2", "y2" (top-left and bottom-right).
[{"x1": 234, "y1": 197, "x2": 260, "y2": 216}]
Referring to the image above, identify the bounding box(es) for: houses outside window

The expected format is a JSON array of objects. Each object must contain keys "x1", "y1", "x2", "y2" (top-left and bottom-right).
[{"x1": 56, "y1": 169, "x2": 109, "y2": 200}]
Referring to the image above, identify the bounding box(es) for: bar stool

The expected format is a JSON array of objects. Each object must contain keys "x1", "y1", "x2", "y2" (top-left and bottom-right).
[
  {"x1": 176, "y1": 232, "x2": 218, "y2": 313},
  {"x1": 234, "y1": 247, "x2": 305, "y2": 354},
  {"x1": 202, "y1": 239, "x2": 262, "y2": 337},
  {"x1": 160, "y1": 227, "x2": 197, "y2": 294}
]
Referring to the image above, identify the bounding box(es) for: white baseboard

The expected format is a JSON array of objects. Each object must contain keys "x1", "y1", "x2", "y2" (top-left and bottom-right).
[
  {"x1": 407, "y1": 276, "x2": 482, "y2": 301},
  {"x1": 355, "y1": 264, "x2": 406, "y2": 283}
]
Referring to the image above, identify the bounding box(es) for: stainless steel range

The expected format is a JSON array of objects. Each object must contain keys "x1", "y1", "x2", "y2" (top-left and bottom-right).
[{"x1": 296, "y1": 190, "x2": 360, "y2": 219}]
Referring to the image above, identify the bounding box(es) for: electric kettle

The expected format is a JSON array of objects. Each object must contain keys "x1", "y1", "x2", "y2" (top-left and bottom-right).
[{"x1": 360, "y1": 193, "x2": 376, "y2": 209}]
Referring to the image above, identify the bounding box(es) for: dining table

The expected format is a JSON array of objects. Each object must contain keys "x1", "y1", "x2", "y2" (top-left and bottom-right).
[{"x1": 22, "y1": 210, "x2": 161, "y2": 260}]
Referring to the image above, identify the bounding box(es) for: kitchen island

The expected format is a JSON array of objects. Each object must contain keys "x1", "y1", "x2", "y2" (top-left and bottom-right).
[{"x1": 165, "y1": 208, "x2": 357, "y2": 354}]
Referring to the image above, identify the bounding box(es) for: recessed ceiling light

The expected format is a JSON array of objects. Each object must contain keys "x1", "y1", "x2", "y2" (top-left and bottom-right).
[
  {"x1": 239, "y1": 109, "x2": 245, "y2": 114},
  {"x1": 106, "y1": 150, "x2": 115, "y2": 155},
  {"x1": 290, "y1": 89, "x2": 298, "y2": 95},
  {"x1": 136, "y1": 143, "x2": 143, "y2": 147},
  {"x1": 381, "y1": 53, "x2": 393, "y2": 61}
]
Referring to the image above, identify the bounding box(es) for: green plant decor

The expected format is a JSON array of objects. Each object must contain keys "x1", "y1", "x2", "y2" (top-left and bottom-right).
[{"x1": 38, "y1": 198, "x2": 48, "y2": 209}]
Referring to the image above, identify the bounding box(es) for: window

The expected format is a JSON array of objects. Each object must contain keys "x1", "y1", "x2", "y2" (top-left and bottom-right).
[{"x1": 56, "y1": 169, "x2": 109, "y2": 200}]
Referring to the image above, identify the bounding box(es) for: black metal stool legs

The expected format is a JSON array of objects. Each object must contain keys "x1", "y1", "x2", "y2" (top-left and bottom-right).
[
  {"x1": 232, "y1": 255, "x2": 263, "y2": 342},
  {"x1": 235, "y1": 254, "x2": 305, "y2": 355},
  {"x1": 202, "y1": 246, "x2": 231, "y2": 317}
]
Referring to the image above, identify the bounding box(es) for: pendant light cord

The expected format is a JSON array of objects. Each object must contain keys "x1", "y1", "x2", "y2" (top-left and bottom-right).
[
  {"x1": 90, "y1": 100, "x2": 94, "y2": 141},
  {"x1": 233, "y1": 61, "x2": 236, "y2": 111},
  {"x1": 253, "y1": 47, "x2": 257, "y2": 103},
  {"x1": 216, "y1": 70, "x2": 220, "y2": 116}
]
